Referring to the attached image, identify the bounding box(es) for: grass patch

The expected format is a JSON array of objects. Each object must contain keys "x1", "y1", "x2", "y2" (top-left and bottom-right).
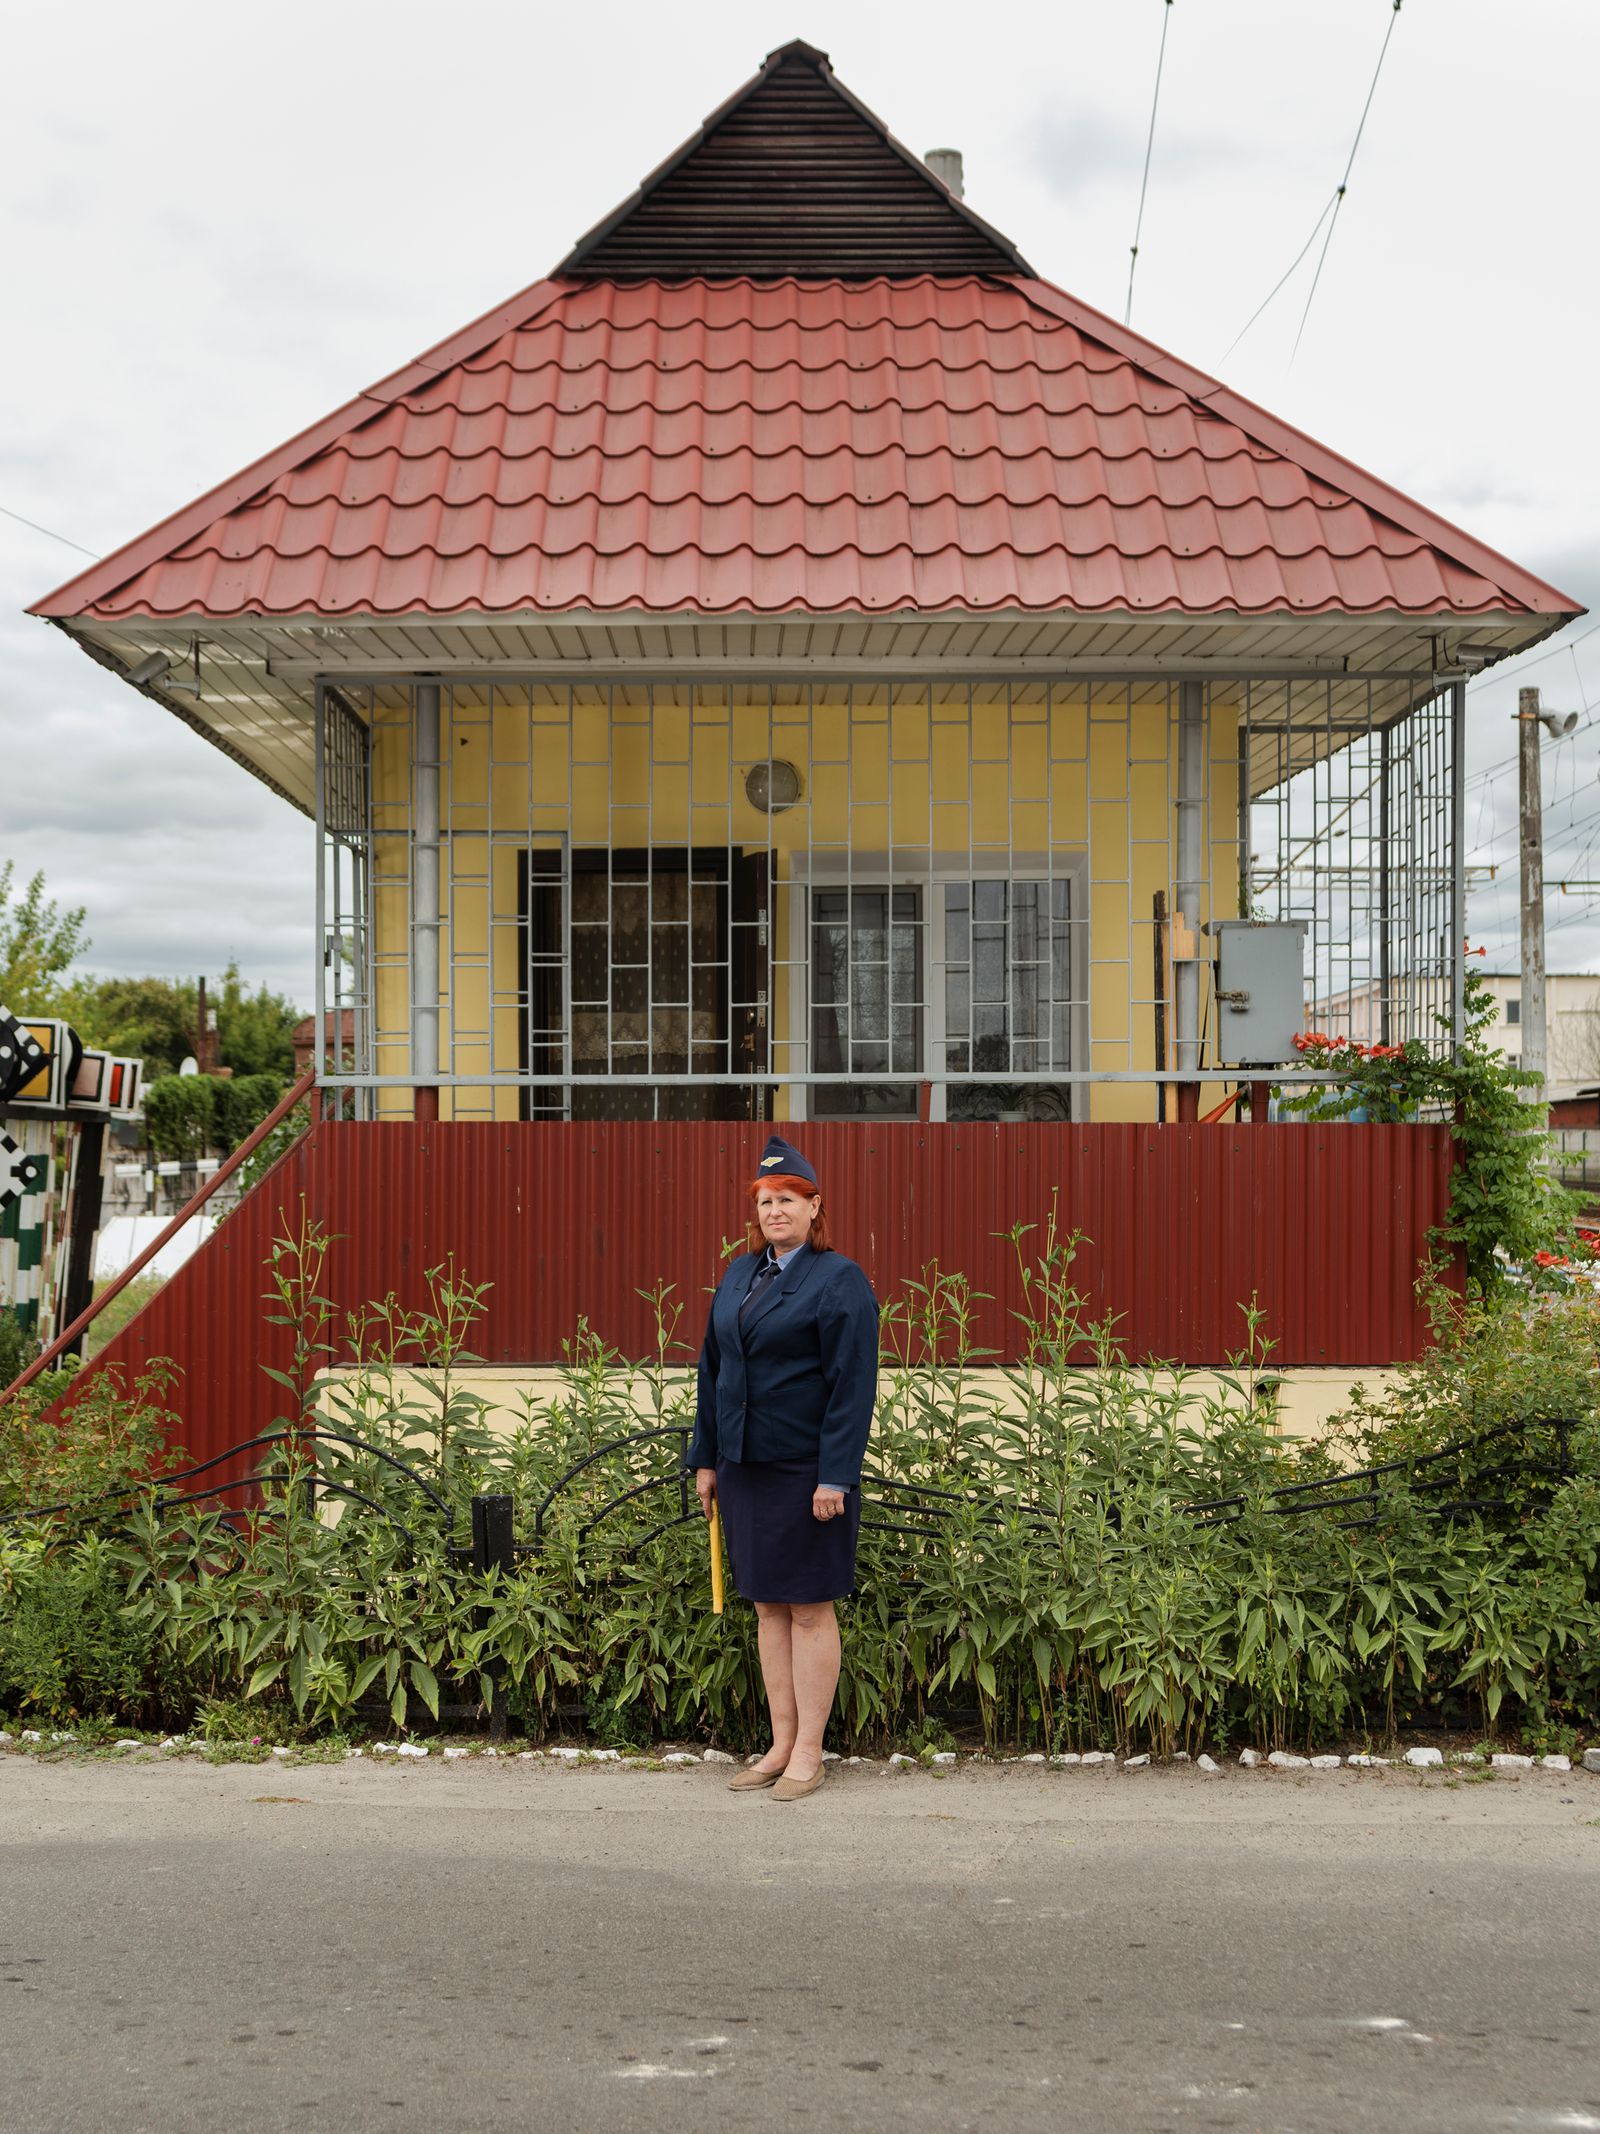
[{"x1": 84, "y1": 1275, "x2": 166, "y2": 1362}]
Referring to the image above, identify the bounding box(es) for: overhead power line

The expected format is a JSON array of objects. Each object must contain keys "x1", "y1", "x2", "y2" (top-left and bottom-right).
[
  {"x1": 1221, "y1": 0, "x2": 1404, "y2": 365},
  {"x1": 1444, "y1": 625, "x2": 1600, "y2": 807},
  {"x1": 0, "y1": 501, "x2": 98, "y2": 558},
  {"x1": 1124, "y1": 0, "x2": 1175, "y2": 327},
  {"x1": 1292, "y1": 0, "x2": 1404, "y2": 359},
  {"x1": 1538, "y1": 900, "x2": 1600, "y2": 939},
  {"x1": 1467, "y1": 617, "x2": 1600, "y2": 688},
  {"x1": 1221, "y1": 195, "x2": 1338, "y2": 364},
  {"x1": 1461, "y1": 713, "x2": 1594, "y2": 813}
]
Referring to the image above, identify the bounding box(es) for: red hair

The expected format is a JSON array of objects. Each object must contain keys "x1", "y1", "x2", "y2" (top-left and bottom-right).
[{"x1": 747, "y1": 1172, "x2": 833, "y2": 1254}]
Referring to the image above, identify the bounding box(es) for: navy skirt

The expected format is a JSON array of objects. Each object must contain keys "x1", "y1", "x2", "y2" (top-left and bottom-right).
[{"x1": 715, "y1": 1458, "x2": 861, "y2": 1604}]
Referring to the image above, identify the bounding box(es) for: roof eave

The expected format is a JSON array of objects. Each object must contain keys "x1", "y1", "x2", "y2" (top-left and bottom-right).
[
  {"x1": 27, "y1": 276, "x2": 572, "y2": 624},
  {"x1": 46, "y1": 616, "x2": 306, "y2": 811},
  {"x1": 1018, "y1": 275, "x2": 1585, "y2": 622}
]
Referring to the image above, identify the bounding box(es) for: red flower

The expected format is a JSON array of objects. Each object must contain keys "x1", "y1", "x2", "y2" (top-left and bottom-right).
[{"x1": 1533, "y1": 1250, "x2": 1570, "y2": 1269}]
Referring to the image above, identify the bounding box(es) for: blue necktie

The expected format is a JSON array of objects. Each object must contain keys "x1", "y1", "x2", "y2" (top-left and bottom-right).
[{"x1": 740, "y1": 1254, "x2": 780, "y2": 1321}]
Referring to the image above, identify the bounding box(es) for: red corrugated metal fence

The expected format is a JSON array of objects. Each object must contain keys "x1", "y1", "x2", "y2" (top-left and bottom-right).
[{"x1": 64, "y1": 1121, "x2": 1456, "y2": 1468}]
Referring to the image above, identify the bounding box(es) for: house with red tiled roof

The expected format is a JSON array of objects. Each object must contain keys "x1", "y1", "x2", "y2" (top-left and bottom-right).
[{"x1": 30, "y1": 41, "x2": 1584, "y2": 1457}]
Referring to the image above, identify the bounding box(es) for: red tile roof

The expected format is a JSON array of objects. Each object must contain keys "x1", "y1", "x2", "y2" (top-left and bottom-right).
[{"x1": 34, "y1": 271, "x2": 1576, "y2": 625}]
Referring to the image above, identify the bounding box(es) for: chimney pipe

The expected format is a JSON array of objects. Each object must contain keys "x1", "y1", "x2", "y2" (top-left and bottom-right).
[{"x1": 925, "y1": 147, "x2": 964, "y2": 198}]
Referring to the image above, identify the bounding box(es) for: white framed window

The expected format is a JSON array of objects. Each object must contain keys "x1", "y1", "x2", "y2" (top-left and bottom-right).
[
  {"x1": 809, "y1": 885, "x2": 925, "y2": 1118},
  {"x1": 788, "y1": 855, "x2": 1088, "y2": 1122}
]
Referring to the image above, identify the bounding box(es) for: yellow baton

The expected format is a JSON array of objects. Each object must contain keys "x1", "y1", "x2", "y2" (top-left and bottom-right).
[{"x1": 709, "y1": 1500, "x2": 725, "y2": 1615}]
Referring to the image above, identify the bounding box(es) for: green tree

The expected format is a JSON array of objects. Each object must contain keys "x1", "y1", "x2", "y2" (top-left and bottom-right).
[
  {"x1": 59, "y1": 974, "x2": 197, "y2": 1078},
  {"x1": 0, "y1": 861, "x2": 89, "y2": 1013},
  {"x1": 1, "y1": 867, "x2": 301, "y2": 1083},
  {"x1": 214, "y1": 962, "x2": 300, "y2": 1077},
  {"x1": 56, "y1": 964, "x2": 300, "y2": 1081}
]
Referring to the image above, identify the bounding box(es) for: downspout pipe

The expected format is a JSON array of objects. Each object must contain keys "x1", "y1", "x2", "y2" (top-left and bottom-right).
[
  {"x1": 413, "y1": 680, "x2": 441, "y2": 1122},
  {"x1": 1451, "y1": 681, "x2": 1467, "y2": 1061},
  {"x1": 1378, "y1": 722, "x2": 1392, "y2": 1048},
  {"x1": 1174, "y1": 680, "x2": 1205, "y2": 1121}
]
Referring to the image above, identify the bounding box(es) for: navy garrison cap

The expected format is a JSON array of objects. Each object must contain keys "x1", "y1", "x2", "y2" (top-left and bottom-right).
[{"x1": 753, "y1": 1134, "x2": 818, "y2": 1189}]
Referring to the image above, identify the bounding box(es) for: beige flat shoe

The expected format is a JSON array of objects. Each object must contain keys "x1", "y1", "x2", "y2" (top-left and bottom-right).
[
  {"x1": 770, "y1": 1765, "x2": 826, "y2": 1801},
  {"x1": 727, "y1": 1765, "x2": 782, "y2": 1792}
]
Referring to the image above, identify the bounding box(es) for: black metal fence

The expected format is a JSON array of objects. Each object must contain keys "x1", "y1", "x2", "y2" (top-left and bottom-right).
[
  {"x1": 8, "y1": 1414, "x2": 1579, "y2": 1560},
  {"x1": 1185, "y1": 1418, "x2": 1578, "y2": 1530},
  {"x1": 5, "y1": 1414, "x2": 1581, "y2": 1737}
]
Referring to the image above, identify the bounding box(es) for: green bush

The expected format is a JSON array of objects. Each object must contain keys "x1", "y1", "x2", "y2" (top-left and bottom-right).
[
  {"x1": 3, "y1": 1218, "x2": 1597, "y2": 1754},
  {"x1": 236, "y1": 1101, "x2": 310, "y2": 1193},
  {"x1": 0, "y1": 1360, "x2": 185, "y2": 1521},
  {"x1": 0, "y1": 1306, "x2": 39, "y2": 1390},
  {"x1": 143, "y1": 1074, "x2": 214, "y2": 1159},
  {"x1": 142, "y1": 1069, "x2": 285, "y2": 1160},
  {"x1": 0, "y1": 1533, "x2": 166, "y2": 1725},
  {"x1": 213, "y1": 1072, "x2": 285, "y2": 1153}
]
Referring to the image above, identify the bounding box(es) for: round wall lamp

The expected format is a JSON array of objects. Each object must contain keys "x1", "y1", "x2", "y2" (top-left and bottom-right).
[{"x1": 744, "y1": 760, "x2": 802, "y2": 813}]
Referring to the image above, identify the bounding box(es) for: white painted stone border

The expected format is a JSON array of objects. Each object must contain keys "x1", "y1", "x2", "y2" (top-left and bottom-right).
[{"x1": 1, "y1": 1733, "x2": 1596, "y2": 1773}]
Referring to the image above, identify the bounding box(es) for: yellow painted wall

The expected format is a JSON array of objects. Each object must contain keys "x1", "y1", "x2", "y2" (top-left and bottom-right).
[
  {"x1": 365, "y1": 684, "x2": 1241, "y2": 1123},
  {"x1": 318, "y1": 1363, "x2": 1386, "y2": 1447}
]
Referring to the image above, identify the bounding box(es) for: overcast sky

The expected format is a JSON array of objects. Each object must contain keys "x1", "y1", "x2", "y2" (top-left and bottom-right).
[{"x1": 3, "y1": 0, "x2": 1597, "y2": 1007}]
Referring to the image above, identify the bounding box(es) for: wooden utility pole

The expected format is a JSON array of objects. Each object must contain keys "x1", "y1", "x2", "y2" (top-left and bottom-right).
[{"x1": 1517, "y1": 686, "x2": 1548, "y2": 1097}]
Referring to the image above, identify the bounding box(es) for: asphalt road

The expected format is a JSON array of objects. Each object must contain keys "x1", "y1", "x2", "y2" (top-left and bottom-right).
[{"x1": 3, "y1": 1754, "x2": 1598, "y2": 2134}]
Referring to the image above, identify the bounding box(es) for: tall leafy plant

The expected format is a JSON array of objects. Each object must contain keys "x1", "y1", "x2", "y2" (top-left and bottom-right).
[{"x1": 6, "y1": 1215, "x2": 1599, "y2": 1754}]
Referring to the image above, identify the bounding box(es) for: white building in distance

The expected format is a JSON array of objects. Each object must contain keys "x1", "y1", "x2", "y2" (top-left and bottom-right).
[{"x1": 1315, "y1": 971, "x2": 1600, "y2": 1100}]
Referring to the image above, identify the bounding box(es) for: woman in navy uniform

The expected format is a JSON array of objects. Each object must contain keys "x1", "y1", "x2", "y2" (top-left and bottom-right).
[{"x1": 689, "y1": 1134, "x2": 879, "y2": 1800}]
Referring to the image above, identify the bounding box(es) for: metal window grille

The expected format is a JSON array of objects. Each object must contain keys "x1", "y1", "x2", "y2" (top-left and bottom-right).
[
  {"x1": 312, "y1": 674, "x2": 1463, "y2": 1116},
  {"x1": 1241, "y1": 678, "x2": 1461, "y2": 1055},
  {"x1": 313, "y1": 685, "x2": 374, "y2": 1116}
]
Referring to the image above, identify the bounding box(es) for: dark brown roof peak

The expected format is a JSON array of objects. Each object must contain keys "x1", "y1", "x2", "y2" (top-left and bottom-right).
[
  {"x1": 764, "y1": 37, "x2": 831, "y2": 67},
  {"x1": 558, "y1": 39, "x2": 1032, "y2": 282}
]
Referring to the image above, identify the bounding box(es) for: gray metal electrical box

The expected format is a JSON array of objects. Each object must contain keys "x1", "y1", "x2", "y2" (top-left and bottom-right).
[{"x1": 1205, "y1": 920, "x2": 1308, "y2": 1067}]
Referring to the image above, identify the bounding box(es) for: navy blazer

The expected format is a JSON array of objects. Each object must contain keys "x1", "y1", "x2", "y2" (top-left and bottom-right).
[{"x1": 687, "y1": 1244, "x2": 879, "y2": 1488}]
